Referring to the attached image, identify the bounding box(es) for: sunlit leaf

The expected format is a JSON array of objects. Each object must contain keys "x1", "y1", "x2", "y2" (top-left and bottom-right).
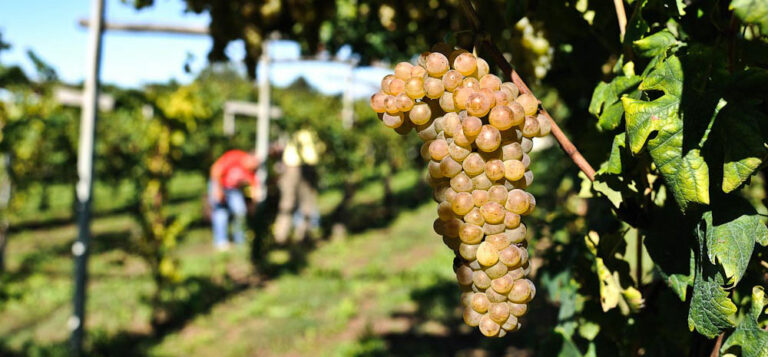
[
  {"x1": 585, "y1": 232, "x2": 644, "y2": 315},
  {"x1": 687, "y1": 275, "x2": 736, "y2": 338},
  {"x1": 721, "y1": 286, "x2": 768, "y2": 357},
  {"x1": 718, "y1": 104, "x2": 768, "y2": 193},
  {"x1": 622, "y1": 55, "x2": 709, "y2": 210},
  {"x1": 589, "y1": 77, "x2": 642, "y2": 131},
  {"x1": 731, "y1": 0, "x2": 768, "y2": 35},
  {"x1": 633, "y1": 30, "x2": 678, "y2": 57}
]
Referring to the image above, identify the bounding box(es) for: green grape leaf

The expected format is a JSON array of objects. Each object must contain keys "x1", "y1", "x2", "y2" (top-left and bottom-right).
[
  {"x1": 633, "y1": 30, "x2": 678, "y2": 57},
  {"x1": 621, "y1": 95, "x2": 664, "y2": 154},
  {"x1": 636, "y1": 52, "x2": 683, "y2": 98},
  {"x1": 655, "y1": 245, "x2": 695, "y2": 301},
  {"x1": 688, "y1": 275, "x2": 737, "y2": 338},
  {"x1": 668, "y1": 273, "x2": 693, "y2": 301},
  {"x1": 702, "y1": 196, "x2": 768, "y2": 285},
  {"x1": 542, "y1": 271, "x2": 589, "y2": 357},
  {"x1": 547, "y1": 331, "x2": 584, "y2": 357},
  {"x1": 622, "y1": 54, "x2": 682, "y2": 154},
  {"x1": 602, "y1": 133, "x2": 626, "y2": 175},
  {"x1": 585, "y1": 232, "x2": 645, "y2": 315},
  {"x1": 582, "y1": 175, "x2": 624, "y2": 209},
  {"x1": 578, "y1": 320, "x2": 600, "y2": 341},
  {"x1": 719, "y1": 104, "x2": 768, "y2": 193},
  {"x1": 731, "y1": 0, "x2": 768, "y2": 35},
  {"x1": 589, "y1": 77, "x2": 642, "y2": 131},
  {"x1": 597, "y1": 102, "x2": 625, "y2": 131},
  {"x1": 623, "y1": 55, "x2": 709, "y2": 210},
  {"x1": 688, "y1": 222, "x2": 737, "y2": 338},
  {"x1": 547, "y1": 270, "x2": 585, "y2": 339},
  {"x1": 671, "y1": 0, "x2": 687, "y2": 15},
  {"x1": 721, "y1": 286, "x2": 768, "y2": 357}
]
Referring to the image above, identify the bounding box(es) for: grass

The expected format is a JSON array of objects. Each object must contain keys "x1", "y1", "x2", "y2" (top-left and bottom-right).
[
  {"x1": 2, "y1": 168, "x2": 476, "y2": 355},
  {"x1": 1, "y1": 166, "x2": 545, "y2": 356},
  {"x1": 150, "y1": 203, "x2": 454, "y2": 357}
]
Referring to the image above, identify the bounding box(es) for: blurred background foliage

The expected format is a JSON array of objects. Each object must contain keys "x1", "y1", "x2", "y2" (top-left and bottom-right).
[{"x1": 1, "y1": 0, "x2": 767, "y2": 356}]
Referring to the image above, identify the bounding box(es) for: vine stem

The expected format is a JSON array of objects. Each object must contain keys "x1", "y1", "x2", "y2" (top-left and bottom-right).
[
  {"x1": 613, "y1": 0, "x2": 628, "y2": 40},
  {"x1": 709, "y1": 332, "x2": 724, "y2": 357},
  {"x1": 459, "y1": 0, "x2": 597, "y2": 181}
]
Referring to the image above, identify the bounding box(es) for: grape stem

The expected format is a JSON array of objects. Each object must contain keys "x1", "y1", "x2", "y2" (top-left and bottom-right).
[
  {"x1": 709, "y1": 332, "x2": 723, "y2": 357},
  {"x1": 459, "y1": 0, "x2": 597, "y2": 181}
]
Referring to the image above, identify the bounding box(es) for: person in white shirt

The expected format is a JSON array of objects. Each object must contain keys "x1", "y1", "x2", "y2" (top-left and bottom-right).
[{"x1": 273, "y1": 128, "x2": 323, "y2": 244}]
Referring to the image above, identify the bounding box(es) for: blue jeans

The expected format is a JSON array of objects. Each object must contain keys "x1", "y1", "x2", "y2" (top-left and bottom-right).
[
  {"x1": 209, "y1": 182, "x2": 247, "y2": 247},
  {"x1": 293, "y1": 209, "x2": 320, "y2": 229}
]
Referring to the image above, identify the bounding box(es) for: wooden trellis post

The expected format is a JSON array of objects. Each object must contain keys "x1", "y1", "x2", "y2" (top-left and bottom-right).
[{"x1": 71, "y1": 0, "x2": 104, "y2": 354}]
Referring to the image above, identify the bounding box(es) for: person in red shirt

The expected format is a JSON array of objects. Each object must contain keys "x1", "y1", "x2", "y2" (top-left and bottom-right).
[{"x1": 209, "y1": 150, "x2": 259, "y2": 250}]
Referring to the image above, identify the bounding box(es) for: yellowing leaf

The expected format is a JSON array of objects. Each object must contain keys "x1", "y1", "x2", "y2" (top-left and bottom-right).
[
  {"x1": 622, "y1": 96, "x2": 667, "y2": 153},
  {"x1": 622, "y1": 55, "x2": 709, "y2": 210},
  {"x1": 718, "y1": 104, "x2": 768, "y2": 193}
]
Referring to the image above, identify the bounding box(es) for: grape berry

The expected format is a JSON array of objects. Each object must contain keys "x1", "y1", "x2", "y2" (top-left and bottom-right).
[{"x1": 370, "y1": 47, "x2": 549, "y2": 337}]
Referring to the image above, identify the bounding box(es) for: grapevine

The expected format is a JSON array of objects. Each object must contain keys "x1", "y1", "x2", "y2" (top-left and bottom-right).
[{"x1": 371, "y1": 47, "x2": 550, "y2": 337}]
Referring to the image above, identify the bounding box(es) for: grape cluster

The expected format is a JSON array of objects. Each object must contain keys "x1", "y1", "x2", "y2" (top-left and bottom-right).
[{"x1": 371, "y1": 47, "x2": 550, "y2": 337}]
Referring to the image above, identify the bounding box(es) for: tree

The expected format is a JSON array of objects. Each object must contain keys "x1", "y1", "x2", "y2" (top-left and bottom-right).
[{"x1": 0, "y1": 33, "x2": 32, "y2": 274}]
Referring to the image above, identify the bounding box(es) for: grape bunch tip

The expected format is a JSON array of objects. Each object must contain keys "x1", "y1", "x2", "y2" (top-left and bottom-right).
[{"x1": 370, "y1": 44, "x2": 549, "y2": 337}]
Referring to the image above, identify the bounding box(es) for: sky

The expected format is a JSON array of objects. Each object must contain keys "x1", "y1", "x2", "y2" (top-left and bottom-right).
[{"x1": 0, "y1": 0, "x2": 388, "y2": 98}]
